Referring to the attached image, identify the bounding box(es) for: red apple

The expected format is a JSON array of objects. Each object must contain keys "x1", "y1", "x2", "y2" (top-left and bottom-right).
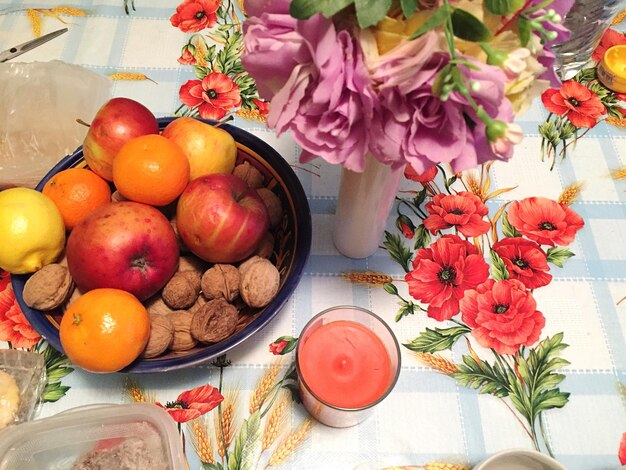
[
  {"x1": 66, "y1": 201, "x2": 179, "y2": 301},
  {"x1": 176, "y1": 174, "x2": 270, "y2": 263},
  {"x1": 83, "y1": 98, "x2": 159, "y2": 181}
]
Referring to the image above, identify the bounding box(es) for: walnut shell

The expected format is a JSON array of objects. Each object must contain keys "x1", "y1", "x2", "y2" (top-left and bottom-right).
[
  {"x1": 142, "y1": 315, "x2": 174, "y2": 358},
  {"x1": 145, "y1": 296, "x2": 176, "y2": 317},
  {"x1": 256, "y1": 188, "x2": 282, "y2": 228},
  {"x1": 233, "y1": 161, "x2": 264, "y2": 189},
  {"x1": 254, "y1": 232, "x2": 275, "y2": 259},
  {"x1": 23, "y1": 264, "x2": 74, "y2": 311},
  {"x1": 188, "y1": 294, "x2": 207, "y2": 314},
  {"x1": 239, "y1": 257, "x2": 280, "y2": 308},
  {"x1": 168, "y1": 310, "x2": 197, "y2": 351},
  {"x1": 191, "y1": 298, "x2": 239, "y2": 343},
  {"x1": 163, "y1": 272, "x2": 200, "y2": 310},
  {"x1": 201, "y1": 264, "x2": 240, "y2": 302}
]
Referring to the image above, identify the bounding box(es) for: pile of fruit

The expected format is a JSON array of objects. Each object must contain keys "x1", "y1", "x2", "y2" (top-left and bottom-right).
[{"x1": 0, "y1": 98, "x2": 285, "y2": 373}]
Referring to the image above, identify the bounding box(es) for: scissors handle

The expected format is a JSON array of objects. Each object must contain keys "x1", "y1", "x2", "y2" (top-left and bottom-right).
[{"x1": 0, "y1": 28, "x2": 68, "y2": 63}]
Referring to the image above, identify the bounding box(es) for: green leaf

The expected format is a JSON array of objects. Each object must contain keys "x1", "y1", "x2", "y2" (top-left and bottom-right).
[
  {"x1": 452, "y1": 355, "x2": 511, "y2": 397},
  {"x1": 412, "y1": 188, "x2": 428, "y2": 208},
  {"x1": 546, "y1": 247, "x2": 575, "y2": 268},
  {"x1": 383, "y1": 231, "x2": 413, "y2": 273},
  {"x1": 484, "y1": 0, "x2": 524, "y2": 15},
  {"x1": 409, "y1": 5, "x2": 449, "y2": 39},
  {"x1": 517, "y1": 16, "x2": 531, "y2": 46},
  {"x1": 289, "y1": 0, "x2": 321, "y2": 19},
  {"x1": 414, "y1": 224, "x2": 431, "y2": 250},
  {"x1": 451, "y1": 8, "x2": 492, "y2": 42},
  {"x1": 228, "y1": 411, "x2": 261, "y2": 470},
  {"x1": 321, "y1": 0, "x2": 354, "y2": 17},
  {"x1": 203, "y1": 463, "x2": 225, "y2": 470},
  {"x1": 395, "y1": 301, "x2": 419, "y2": 322},
  {"x1": 383, "y1": 282, "x2": 398, "y2": 296},
  {"x1": 401, "y1": 0, "x2": 418, "y2": 17},
  {"x1": 42, "y1": 383, "x2": 70, "y2": 402},
  {"x1": 490, "y1": 249, "x2": 510, "y2": 281},
  {"x1": 404, "y1": 325, "x2": 471, "y2": 353},
  {"x1": 271, "y1": 336, "x2": 299, "y2": 355},
  {"x1": 354, "y1": 0, "x2": 392, "y2": 28},
  {"x1": 533, "y1": 388, "x2": 570, "y2": 413},
  {"x1": 501, "y1": 211, "x2": 521, "y2": 238},
  {"x1": 45, "y1": 366, "x2": 73, "y2": 383}
]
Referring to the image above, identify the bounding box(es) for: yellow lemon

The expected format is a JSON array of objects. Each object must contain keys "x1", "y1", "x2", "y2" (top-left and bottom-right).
[{"x1": 0, "y1": 188, "x2": 66, "y2": 274}]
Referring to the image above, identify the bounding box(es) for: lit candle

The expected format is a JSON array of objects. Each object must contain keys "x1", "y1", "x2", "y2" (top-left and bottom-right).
[
  {"x1": 296, "y1": 306, "x2": 400, "y2": 427},
  {"x1": 598, "y1": 45, "x2": 626, "y2": 93}
]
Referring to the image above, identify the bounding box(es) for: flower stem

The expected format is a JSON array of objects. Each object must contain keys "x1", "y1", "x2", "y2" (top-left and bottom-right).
[{"x1": 539, "y1": 412, "x2": 555, "y2": 457}]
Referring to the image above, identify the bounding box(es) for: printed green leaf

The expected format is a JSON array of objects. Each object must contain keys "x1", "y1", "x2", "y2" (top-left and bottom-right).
[
  {"x1": 502, "y1": 211, "x2": 521, "y2": 238},
  {"x1": 414, "y1": 225, "x2": 432, "y2": 250},
  {"x1": 228, "y1": 411, "x2": 261, "y2": 470},
  {"x1": 484, "y1": 0, "x2": 524, "y2": 15},
  {"x1": 383, "y1": 231, "x2": 413, "y2": 273},
  {"x1": 490, "y1": 249, "x2": 510, "y2": 281},
  {"x1": 272, "y1": 336, "x2": 299, "y2": 355},
  {"x1": 546, "y1": 247, "x2": 575, "y2": 268},
  {"x1": 203, "y1": 463, "x2": 225, "y2": 470},
  {"x1": 413, "y1": 188, "x2": 428, "y2": 208},
  {"x1": 289, "y1": 0, "x2": 321, "y2": 19},
  {"x1": 409, "y1": 6, "x2": 449, "y2": 39},
  {"x1": 517, "y1": 16, "x2": 531, "y2": 46},
  {"x1": 42, "y1": 383, "x2": 71, "y2": 402},
  {"x1": 451, "y1": 8, "x2": 492, "y2": 42},
  {"x1": 395, "y1": 300, "x2": 420, "y2": 322},
  {"x1": 354, "y1": 0, "x2": 392, "y2": 28},
  {"x1": 383, "y1": 282, "x2": 399, "y2": 296},
  {"x1": 404, "y1": 325, "x2": 471, "y2": 353},
  {"x1": 533, "y1": 388, "x2": 570, "y2": 413},
  {"x1": 452, "y1": 355, "x2": 511, "y2": 397},
  {"x1": 401, "y1": 0, "x2": 418, "y2": 18}
]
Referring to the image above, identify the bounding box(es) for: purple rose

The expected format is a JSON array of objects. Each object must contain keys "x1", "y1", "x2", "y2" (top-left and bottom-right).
[
  {"x1": 266, "y1": 20, "x2": 376, "y2": 172},
  {"x1": 369, "y1": 52, "x2": 514, "y2": 173}
]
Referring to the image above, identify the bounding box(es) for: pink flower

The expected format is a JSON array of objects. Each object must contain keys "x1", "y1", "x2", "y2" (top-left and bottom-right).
[
  {"x1": 424, "y1": 192, "x2": 490, "y2": 237},
  {"x1": 269, "y1": 340, "x2": 288, "y2": 355},
  {"x1": 503, "y1": 48, "x2": 531, "y2": 79},
  {"x1": 492, "y1": 238, "x2": 552, "y2": 289},
  {"x1": 541, "y1": 81, "x2": 606, "y2": 128},
  {"x1": 507, "y1": 197, "x2": 584, "y2": 246},
  {"x1": 170, "y1": 0, "x2": 219, "y2": 33},
  {"x1": 461, "y1": 279, "x2": 546, "y2": 355},
  {"x1": 405, "y1": 235, "x2": 490, "y2": 321},
  {"x1": 0, "y1": 272, "x2": 40, "y2": 349},
  {"x1": 488, "y1": 122, "x2": 524, "y2": 157},
  {"x1": 156, "y1": 384, "x2": 223, "y2": 423},
  {"x1": 179, "y1": 72, "x2": 242, "y2": 120},
  {"x1": 404, "y1": 165, "x2": 437, "y2": 183}
]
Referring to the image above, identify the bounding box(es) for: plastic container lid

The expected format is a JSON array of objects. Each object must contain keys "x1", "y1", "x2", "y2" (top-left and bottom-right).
[{"x1": 0, "y1": 403, "x2": 185, "y2": 470}]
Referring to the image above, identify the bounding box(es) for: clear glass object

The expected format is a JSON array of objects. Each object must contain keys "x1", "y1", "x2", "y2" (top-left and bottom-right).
[
  {"x1": 295, "y1": 306, "x2": 401, "y2": 428},
  {"x1": 553, "y1": 0, "x2": 626, "y2": 80}
]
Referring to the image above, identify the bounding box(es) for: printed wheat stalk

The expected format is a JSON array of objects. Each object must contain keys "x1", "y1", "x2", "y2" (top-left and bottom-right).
[
  {"x1": 414, "y1": 352, "x2": 458, "y2": 375},
  {"x1": 188, "y1": 419, "x2": 215, "y2": 464},
  {"x1": 343, "y1": 271, "x2": 393, "y2": 286},
  {"x1": 613, "y1": 9, "x2": 626, "y2": 25},
  {"x1": 215, "y1": 389, "x2": 238, "y2": 457},
  {"x1": 50, "y1": 7, "x2": 86, "y2": 16},
  {"x1": 236, "y1": 108, "x2": 267, "y2": 123},
  {"x1": 122, "y1": 376, "x2": 156, "y2": 403},
  {"x1": 463, "y1": 171, "x2": 484, "y2": 200},
  {"x1": 558, "y1": 183, "x2": 583, "y2": 206},
  {"x1": 611, "y1": 167, "x2": 626, "y2": 180},
  {"x1": 26, "y1": 9, "x2": 42, "y2": 37},
  {"x1": 266, "y1": 418, "x2": 313, "y2": 467},
  {"x1": 262, "y1": 392, "x2": 288, "y2": 451},
  {"x1": 249, "y1": 361, "x2": 282, "y2": 414},
  {"x1": 605, "y1": 116, "x2": 626, "y2": 127},
  {"x1": 194, "y1": 36, "x2": 209, "y2": 67},
  {"x1": 108, "y1": 72, "x2": 157, "y2": 84}
]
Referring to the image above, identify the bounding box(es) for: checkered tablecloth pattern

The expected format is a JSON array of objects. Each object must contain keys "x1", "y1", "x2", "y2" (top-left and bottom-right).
[{"x1": 0, "y1": 2, "x2": 625, "y2": 469}]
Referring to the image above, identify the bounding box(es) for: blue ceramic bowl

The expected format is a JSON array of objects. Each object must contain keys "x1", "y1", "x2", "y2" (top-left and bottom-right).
[{"x1": 12, "y1": 117, "x2": 311, "y2": 373}]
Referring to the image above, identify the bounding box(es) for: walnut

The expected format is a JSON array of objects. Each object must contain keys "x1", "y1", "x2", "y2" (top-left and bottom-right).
[
  {"x1": 254, "y1": 232, "x2": 275, "y2": 259},
  {"x1": 201, "y1": 264, "x2": 240, "y2": 302},
  {"x1": 191, "y1": 298, "x2": 239, "y2": 343},
  {"x1": 239, "y1": 257, "x2": 280, "y2": 308},
  {"x1": 23, "y1": 264, "x2": 74, "y2": 310},
  {"x1": 145, "y1": 296, "x2": 176, "y2": 317},
  {"x1": 233, "y1": 161, "x2": 264, "y2": 189},
  {"x1": 256, "y1": 188, "x2": 283, "y2": 228},
  {"x1": 168, "y1": 310, "x2": 197, "y2": 351},
  {"x1": 188, "y1": 294, "x2": 207, "y2": 314},
  {"x1": 141, "y1": 315, "x2": 174, "y2": 358},
  {"x1": 162, "y1": 273, "x2": 200, "y2": 310}
]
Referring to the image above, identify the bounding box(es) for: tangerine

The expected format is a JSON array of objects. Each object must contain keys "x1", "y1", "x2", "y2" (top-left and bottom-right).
[
  {"x1": 59, "y1": 288, "x2": 150, "y2": 373},
  {"x1": 42, "y1": 168, "x2": 112, "y2": 230},
  {"x1": 112, "y1": 134, "x2": 190, "y2": 206}
]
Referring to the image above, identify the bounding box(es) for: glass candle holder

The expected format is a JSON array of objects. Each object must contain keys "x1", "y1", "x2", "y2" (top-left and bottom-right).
[{"x1": 295, "y1": 306, "x2": 401, "y2": 428}]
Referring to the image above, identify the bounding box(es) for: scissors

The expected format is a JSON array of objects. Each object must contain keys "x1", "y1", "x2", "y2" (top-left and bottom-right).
[{"x1": 0, "y1": 28, "x2": 68, "y2": 63}]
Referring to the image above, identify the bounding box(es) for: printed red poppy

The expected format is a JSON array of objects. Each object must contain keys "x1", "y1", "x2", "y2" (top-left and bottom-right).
[
  {"x1": 460, "y1": 279, "x2": 546, "y2": 355},
  {"x1": 507, "y1": 196, "x2": 584, "y2": 246},
  {"x1": 619, "y1": 432, "x2": 626, "y2": 465},
  {"x1": 424, "y1": 191, "x2": 490, "y2": 237},
  {"x1": 179, "y1": 72, "x2": 242, "y2": 120},
  {"x1": 170, "y1": 0, "x2": 220, "y2": 33},
  {"x1": 156, "y1": 384, "x2": 224, "y2": 423},
  {"x1": 405, "y1": 165, "x2": 438, "y2": 184},
  {"x1": 492, "y1": 237, "x2": 552, "y2": 289},
  {"x1": 541, "y1": 81, "x2": 606, "y2": 128},
  {"x1": 0, "y1": 271, "x2": 40, "y2": 349},
  {"x1": 269, "y1": 339, "x2": 288, "y2": 355},
  {"x1": 253, "y1": 98, "x2": 269, "y2": 116},
  {"x1": 592, "y1": 28, "x2": 626, "y2": 63},
  {"x1": 178, "y1": 46, "x2": 196, "y2": 65},
  {"x1": 405, "y1": 234, "x2": 490, "y2": 321}
]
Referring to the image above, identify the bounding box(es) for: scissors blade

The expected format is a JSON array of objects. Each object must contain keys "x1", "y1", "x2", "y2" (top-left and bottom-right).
[{"x1": 0, "y1": 27, "x2": 68, "y2": 62}]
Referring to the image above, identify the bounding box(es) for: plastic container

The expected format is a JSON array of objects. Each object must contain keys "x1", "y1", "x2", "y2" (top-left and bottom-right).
[
  {"x1": 597, "y1": 45, "x2": 626, "y2": 93},
  {"x1": 0, "y1": 403, "x2": 186, "y2": 470}
]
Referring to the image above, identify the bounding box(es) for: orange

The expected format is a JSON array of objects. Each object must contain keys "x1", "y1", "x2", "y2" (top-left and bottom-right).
[
  {"x1": 42, "y1": 168, "x2": 112, "y2": 230},
  {"x1": 112, "y1": 134, "x2": 190, "y2": 206},
  {"x1": 60, "y1": 288, "x2": 150, "y2": 373}
]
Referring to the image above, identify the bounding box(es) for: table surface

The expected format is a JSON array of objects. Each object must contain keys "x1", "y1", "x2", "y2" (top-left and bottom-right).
[{"x1": 0, "y1": 2, "x2": 625, "y2": 469}]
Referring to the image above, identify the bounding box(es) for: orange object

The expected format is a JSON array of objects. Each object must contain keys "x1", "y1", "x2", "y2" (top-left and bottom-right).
[
  {"x1": 297, "y1": 320, "x2": 392, "y2": 408},
  {"x1": 112, "y1": 134, "x2": 190, "y2": 206},
  {"x1": 42, "y1": 168, "x2": 112, "y2": 230},
  {"x1": 59, "y1": 288, "x2": 150, "y2": 373},
  {"x1": 598, "y1": 45, "x2": 626, "y2": 93}
]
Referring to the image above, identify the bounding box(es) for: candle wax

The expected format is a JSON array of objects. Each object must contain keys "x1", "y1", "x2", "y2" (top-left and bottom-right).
[{"x1": 298, "y1": 320, "x2": 392, "y2": 409}]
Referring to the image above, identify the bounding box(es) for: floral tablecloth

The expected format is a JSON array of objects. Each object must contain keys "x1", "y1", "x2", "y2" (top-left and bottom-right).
[{"x1": 0, "y1": 2, "x2": 625, "y2": 469}]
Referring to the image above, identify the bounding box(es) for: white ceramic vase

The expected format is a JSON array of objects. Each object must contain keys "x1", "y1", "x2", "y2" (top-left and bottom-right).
[{"x1": 332, "y1": 153, "x2": 405, "y2": 259}]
